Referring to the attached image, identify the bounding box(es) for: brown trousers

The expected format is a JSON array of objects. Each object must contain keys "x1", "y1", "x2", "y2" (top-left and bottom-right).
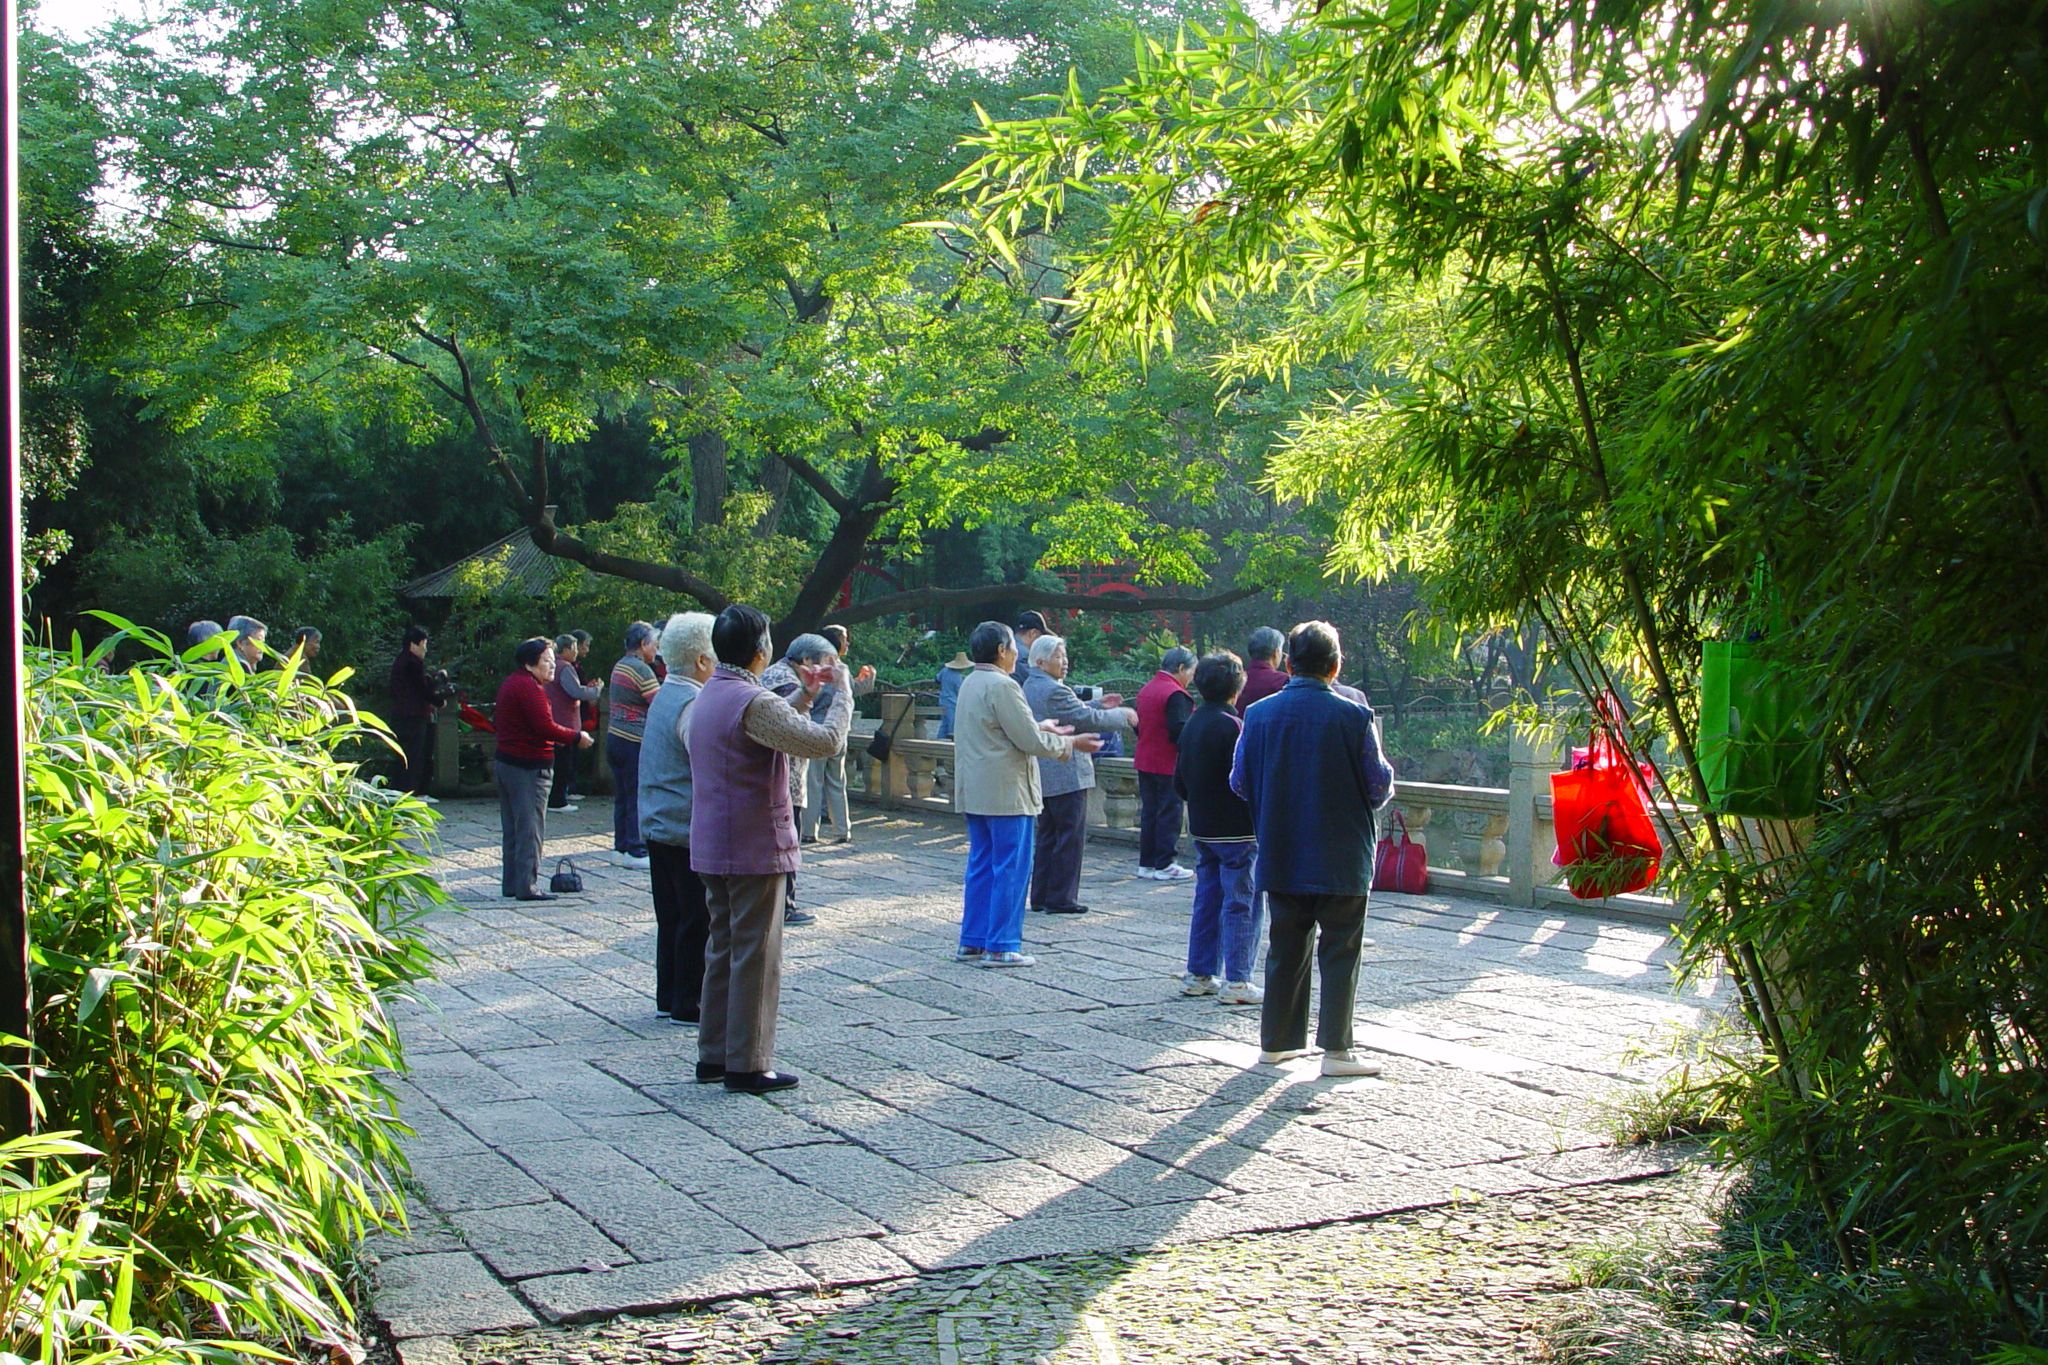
[{"x1": 698, "y1": 872, "x2": 787, "y2": 1074}]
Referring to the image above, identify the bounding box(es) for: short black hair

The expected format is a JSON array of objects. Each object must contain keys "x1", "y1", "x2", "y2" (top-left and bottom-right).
[
  {"x1": 514, "y1": 636, "x2": 552, "y2": 669},
  {"x1": 403, "y1": 625, "x2": 429, "y2": 648},
  {"x1": 1194, "y1": 651, "x2": 1246, "y2": 705},
  {"x1": 712, "y1": 604, "x2": 771, "y2": 667},
  {"x1": 820, "y1": 624, "x2": 849, "y2": 654},
  {"x1": 968, "y1": 620, "x2": 1014, "y2": 665},
  {"x1": 1287, "y1": 620, "x2": 1341, "y2": 679}
]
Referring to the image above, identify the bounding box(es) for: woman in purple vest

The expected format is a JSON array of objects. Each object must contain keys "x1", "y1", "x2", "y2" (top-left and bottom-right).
[{"x1": 687, "y1": 604, "x2": 852, "y2": 1095}]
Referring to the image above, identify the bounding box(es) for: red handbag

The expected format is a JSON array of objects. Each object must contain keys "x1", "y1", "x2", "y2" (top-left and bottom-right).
[
  {"x1": 1550, "y1": 695, "x2": 1664, "y2": 899},
  {"x1": 1373, "y1": 811, "x2": 1428, "y2": 894}
]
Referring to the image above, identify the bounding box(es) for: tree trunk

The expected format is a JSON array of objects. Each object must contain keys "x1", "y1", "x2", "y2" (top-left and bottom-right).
[{"x1": 689, "y1": 429, "x2": 728, "y2": 529}]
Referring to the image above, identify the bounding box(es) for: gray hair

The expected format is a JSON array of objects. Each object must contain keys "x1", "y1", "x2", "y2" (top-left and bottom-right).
[
  {"x1": 226, "y1": 615, "x2": 267, "y2": 641},
  {"x1": 1028, "y1": 633, "x2": 1065, "y2": 668},
  {"x1": 1246, "y1": 626, "x2": 1285, "y2": 663},
  {"x1": 187, "y1": 620, "x2": 223, "y2": 647},
  {"x1": 658, "y1": 612, "x2": 715, "y2": 672},
  {"x1": 782, "y1": 632, "x2": 835, "y2": 665},
  {"x1": 967, "y1": 620, "x2": 1013, "y2": 665},
  {"x1": 1162, "y1": 646, "x2": 1196, "y2": 674},
  {"x1": 624, "y1": 620, "x2": 657, "y2": 652},
  {"x1": 554, "y1": 633, "x2": 577, "y2": 653}
]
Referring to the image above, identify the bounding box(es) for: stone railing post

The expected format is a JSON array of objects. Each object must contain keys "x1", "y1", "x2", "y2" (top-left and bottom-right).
[
  {"x1": 1507, "y1": 724, "x2": 1549, "y2": 908},
  {"x1": 430, "y1": 711, "x2": 461, "y2": 798},
  {"x1": 877, "y1": 693, "x2": 915, "y2": 801}
]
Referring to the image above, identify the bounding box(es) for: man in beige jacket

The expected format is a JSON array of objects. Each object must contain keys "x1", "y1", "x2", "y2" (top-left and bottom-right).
[{"x1": 952, "y1": 620, "x2": 1105, "y2": 967}]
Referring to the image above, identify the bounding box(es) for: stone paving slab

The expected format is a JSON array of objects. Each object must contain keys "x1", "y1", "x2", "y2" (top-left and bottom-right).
[{"x1": 370, "y1": 802, "x2": 1721, "y2": 1336}]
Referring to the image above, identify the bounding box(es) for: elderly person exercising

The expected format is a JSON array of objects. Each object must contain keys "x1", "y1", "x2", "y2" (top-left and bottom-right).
[
  {"x1": 952, "y1": 621, "x2": 1104, "y2": 967},
  {"x1": 1020, "y1": 633, "x2": 1134, "y2": 916},
  {"x1": 688, "y1": 605, "x2": 852, "y2": 1095}
]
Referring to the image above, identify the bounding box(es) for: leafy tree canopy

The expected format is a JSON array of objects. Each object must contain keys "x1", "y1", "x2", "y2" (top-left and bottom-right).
[{"x1": 92, "y1": 0, "x2": 1293, "y2": 634}]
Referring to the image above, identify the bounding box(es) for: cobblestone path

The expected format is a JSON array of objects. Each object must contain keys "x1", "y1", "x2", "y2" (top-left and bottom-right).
[{"x1": 370, "y1": 802, "x2": 1723, "y2": 1346}]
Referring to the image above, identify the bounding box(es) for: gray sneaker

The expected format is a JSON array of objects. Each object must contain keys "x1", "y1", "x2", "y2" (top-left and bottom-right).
[{"x1": 980, "y1": 951, "x2": 1037, "y2": 968}]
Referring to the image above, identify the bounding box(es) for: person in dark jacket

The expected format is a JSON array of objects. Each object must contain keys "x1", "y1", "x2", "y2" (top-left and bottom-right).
[
  {"x1": 1134, "y1": 647, "x2": 1197, "y2": 879},
  {"x1": 1230, "y1": 620, "x2": 1395, "y2": 1077},
  {"x1": 1237, "y1": 627, "x2": 1289, "y2": 714},
  {"x1": 494, "y1": 638, "x2": 594, "y2": 901},
  {"x1": 388, "y1": 625, "x2": 439, "y2": 797},
  {"x1": 1175, "y1": 652, "x2": 1263, "y2": 1003}
]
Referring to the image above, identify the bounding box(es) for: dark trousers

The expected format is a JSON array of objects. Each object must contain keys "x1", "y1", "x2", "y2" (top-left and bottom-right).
[
  {"x1": 548, "y1": 743, "x2": 578, "y2": 807},
  {"x1": 700, "y1": 872, "x2": 787, "y2": 1074},
  {"x1": 1031, "y1": 789, "x2": 1089, "y2": 911},
  {"x1": 607, "y1": 734, "x2": 645, "y2": 855},
  {"x1": 1261, "y1": 891, "x2": 1370, "y2": 1053},
  {"x1": 1137, "y1": 771, "x2": 1183, "y2": 869},
  {"x1": 494, "y1": 760, "x2": 550, "y2": 897},
  {"x1": 648, "y1": 841, "x2": 709, "y2": 1021},
  {"x1": 394, "y1": 715, "x2": 432, "y2": 794}
]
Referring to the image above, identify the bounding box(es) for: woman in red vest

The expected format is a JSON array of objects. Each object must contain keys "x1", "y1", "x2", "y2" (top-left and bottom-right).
[{"x1": 1134, "y1": 647, "x2": 1198, "y2": 880}]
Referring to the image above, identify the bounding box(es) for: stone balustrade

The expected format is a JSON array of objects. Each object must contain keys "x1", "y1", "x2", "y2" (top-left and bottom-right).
[{"x1": 850, "y1": 701, "x2": 1688, "y2": 921}]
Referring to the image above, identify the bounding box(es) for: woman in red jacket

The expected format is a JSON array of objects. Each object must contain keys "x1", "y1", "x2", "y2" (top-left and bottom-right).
[{"x1": 494, "y1": 637, "x2": 594, "y2": 900}]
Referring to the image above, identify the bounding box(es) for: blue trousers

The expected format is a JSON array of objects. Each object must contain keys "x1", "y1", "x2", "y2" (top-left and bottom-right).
[
  {"x1": 961, "y1": 813, "x2": 1035, "y2": 954},
  {"x1": 1187, "y1": 840, "x2": 1263, "y2": 981}
]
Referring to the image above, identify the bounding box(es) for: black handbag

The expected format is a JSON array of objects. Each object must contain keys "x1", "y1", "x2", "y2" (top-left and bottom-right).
[
  {"x1": 549, "y1": 858, "x2": 584, "y2": 894},
  {"x1": 865, "y1": 697, "x2": 914, "y2": 762}
]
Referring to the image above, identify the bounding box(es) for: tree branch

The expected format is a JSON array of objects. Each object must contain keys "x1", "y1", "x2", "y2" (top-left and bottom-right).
[
  {"x1": 773, "y1": 448, "x2": 852, "y2": 515},
  {"x1": 526, "y1": 510, "x2": 732, "y2": 610}
]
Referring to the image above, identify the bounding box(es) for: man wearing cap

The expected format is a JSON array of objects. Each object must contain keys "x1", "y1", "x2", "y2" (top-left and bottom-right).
[{"x1": 1012, "y1": 611, "x2": 1049, "y2": 686}]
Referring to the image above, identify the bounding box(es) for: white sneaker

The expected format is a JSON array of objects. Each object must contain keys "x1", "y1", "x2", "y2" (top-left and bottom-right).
[
  {"x1": 980, "y1": 951, "x2": 1037, "y2": 968},
  {"x1": 417, "y1": 794, "x2": 440, "y2": 805},
  {"x1": 1258, "y1": 1047, "x2": 1317, "y2": 1065},
  {"x1": 1136, "y1": 865, "x2": 1161, "y2": 880},
  {"x1": 1157, "y1": 863, "x2": 1194, "y2": 882},
  {"x1": 616, "y1": 852, "x2": 651, "y2": 871},
  {"x1": 552, "y1": 803, "x2": 579, "y2": 814},
  {"x1": 1181, "y1": 974, "x2": 1219, "y2": 997},
  {"x1": 1219, "y1": 981, "x2": 1264, "y2": 1005},
  {"x1": 1320, "y1": 1050, "x2": 1382, "y2": 1077}
]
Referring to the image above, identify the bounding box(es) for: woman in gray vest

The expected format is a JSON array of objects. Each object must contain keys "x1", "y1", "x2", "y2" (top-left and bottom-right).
[
  {"x1": 687, "y1": 605, "x2": 852, "y2": 1095},
  {"x1": 639, "y1": 611, "x2": 718, "y2": 1025}
]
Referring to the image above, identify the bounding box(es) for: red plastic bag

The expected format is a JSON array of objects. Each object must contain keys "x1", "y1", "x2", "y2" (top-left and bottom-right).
[
  {"x1": 1551, "y1": 695, "x2": 1663, "y2": 899},
  {"x1": 1373, "y1": 811, "x2": 1428, "y2": 895}
]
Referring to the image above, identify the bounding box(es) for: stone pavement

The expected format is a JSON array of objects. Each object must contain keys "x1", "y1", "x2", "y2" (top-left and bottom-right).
[{"x1": 370, "y1": 801, "x2": 1725, "y2": 1340}]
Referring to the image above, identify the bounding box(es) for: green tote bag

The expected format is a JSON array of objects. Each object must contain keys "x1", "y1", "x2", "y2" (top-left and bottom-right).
[{"x1": 1698, "y1": 640, "x2": 1822, "y2": 819}]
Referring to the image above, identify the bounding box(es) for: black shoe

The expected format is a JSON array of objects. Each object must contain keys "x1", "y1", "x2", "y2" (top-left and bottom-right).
[
  {"x1": 784, "y1": 907, "x2": 816, "y2": 926},
  {"x1": 800, "y1": 834, "x2": 819, "y2": 845},
  {"x1": 695, "y1": 1062, "x2": 726, "y2": 1084},
  {"x1": 1044, "y1": 903, "x2": 1090, "y2": 915},
  {"x1": 1028, "y1": 904, "x2": 1046, "y2": 914},
  {"x1": 515, "y1": 891, "x2": 557, "y2": 902},
  {"x1": 724, "y1": 1069, "x2": 799, "y2": 1095},
  {"x1": 668, "y1": 1014, "x2": 699, "y2": 1027}
]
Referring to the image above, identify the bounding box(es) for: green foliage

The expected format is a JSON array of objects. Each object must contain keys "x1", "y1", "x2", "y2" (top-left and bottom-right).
[
  {"x1": 77, "y1": 0, "x2": 1292, "y2": 623},
  {"x1": 956, "y1": 0, "x2": 2048, "y2": 1348},
  {"x1": 14, "y1": 621, "x2": 441, "y2": 1355},
  {"x1": 73, "y1": 521, "x2": 412, "y2": 676}
]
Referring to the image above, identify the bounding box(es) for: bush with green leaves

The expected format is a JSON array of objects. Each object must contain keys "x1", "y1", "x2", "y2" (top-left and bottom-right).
[{"x1": 8, "y1": 620, "x2": 440, "y2": 1360}]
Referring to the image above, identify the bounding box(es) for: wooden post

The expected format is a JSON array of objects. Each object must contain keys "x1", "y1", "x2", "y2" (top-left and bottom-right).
[{"x1": 3, "y1": 10, "x2": 32, "y2": 1140}]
